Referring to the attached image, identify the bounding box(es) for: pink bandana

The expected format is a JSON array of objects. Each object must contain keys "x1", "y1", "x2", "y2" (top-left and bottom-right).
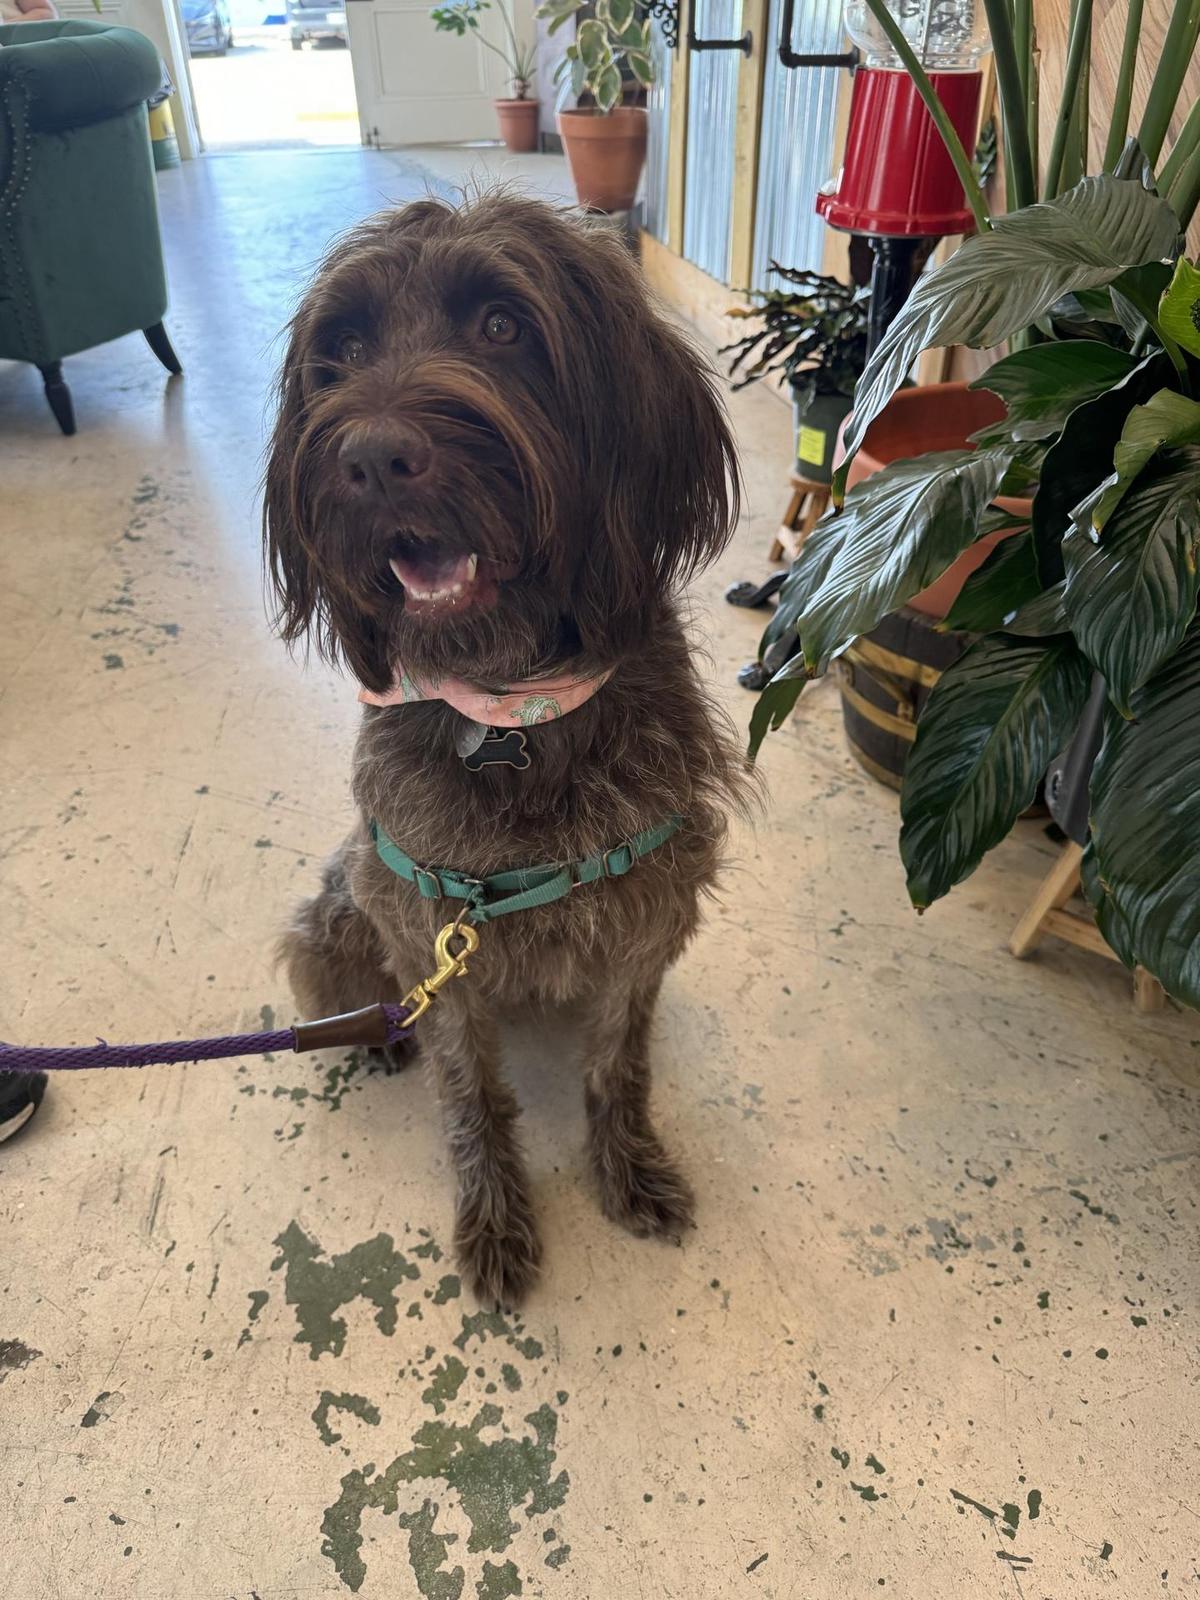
[{"x1": 358, "y1": 665, "x2": 613, "y2": 726}]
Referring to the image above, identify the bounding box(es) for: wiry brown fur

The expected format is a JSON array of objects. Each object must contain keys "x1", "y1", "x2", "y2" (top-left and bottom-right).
[{"x1": 265, "y1": 191, "x2": 751, "y2": 1304}]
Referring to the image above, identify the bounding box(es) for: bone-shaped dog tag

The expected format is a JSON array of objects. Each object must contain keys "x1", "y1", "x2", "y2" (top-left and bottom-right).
[{"x1": 462, "y1": 728, "x2": 531, "y2": 771}]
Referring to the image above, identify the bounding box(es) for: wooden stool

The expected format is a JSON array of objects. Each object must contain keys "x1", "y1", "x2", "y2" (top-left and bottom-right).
[
  {"x1": 1009, "y1": 841, "x2": 1166, "y2": 1013},
  {"x1": 769, "y1": 469, "x2": 832, "y2": 564}
]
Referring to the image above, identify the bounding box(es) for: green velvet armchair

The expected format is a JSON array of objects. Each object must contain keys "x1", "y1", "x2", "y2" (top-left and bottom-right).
[{"x1": 0, "y1": 19, "x2": 182, "y2": 435}]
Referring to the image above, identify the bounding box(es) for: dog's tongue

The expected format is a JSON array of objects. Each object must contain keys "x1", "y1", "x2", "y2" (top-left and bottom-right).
[{"x1": 388, "y1": 546, "x2": 478, "y2": 603}]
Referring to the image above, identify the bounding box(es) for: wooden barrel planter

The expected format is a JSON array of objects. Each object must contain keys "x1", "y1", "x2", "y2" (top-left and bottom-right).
[
  {"x1": 837, "y1": 381, "x2": 1034, "y2": 788},
  {"x1": 836, "y1": 607, "x2": 968, "y2": 789}
]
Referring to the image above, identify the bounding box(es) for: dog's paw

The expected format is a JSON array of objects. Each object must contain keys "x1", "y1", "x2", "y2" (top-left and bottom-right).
[
  {"x1": 597, "y1": 1142, "x2": 696, "y2": 1242},
  {"x1": 456, "y1": 1188, "x2": 543, "y2": 1307}
]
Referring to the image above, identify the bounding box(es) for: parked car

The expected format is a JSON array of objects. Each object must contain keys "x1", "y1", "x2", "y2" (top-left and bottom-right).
[
  {"x1": 287, "y1": 0, "x2": 347, "y2": 48},
  {"x1": 182, "y1": 0, "x2": 234, "y2": 55}
]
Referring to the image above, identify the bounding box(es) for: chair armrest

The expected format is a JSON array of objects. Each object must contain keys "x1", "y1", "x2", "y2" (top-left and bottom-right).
[{"x1": 0, "y1": 21, "x2": 162, "y2": 133}]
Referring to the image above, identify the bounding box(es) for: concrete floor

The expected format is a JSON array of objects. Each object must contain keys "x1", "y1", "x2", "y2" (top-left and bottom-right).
[{"x1": 3, "y1": 148, "x2": 1199, "y2": 1600}]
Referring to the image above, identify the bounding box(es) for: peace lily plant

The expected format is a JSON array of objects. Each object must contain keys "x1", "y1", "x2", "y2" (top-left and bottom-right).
[{"x1": 751, "y1": 0, "x2": 1200, "y2": 1007}]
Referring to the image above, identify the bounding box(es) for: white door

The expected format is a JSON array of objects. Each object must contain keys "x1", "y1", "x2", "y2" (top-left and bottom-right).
[{"x1": 346, "y1": 0, "x2": 509, "y2": 146}]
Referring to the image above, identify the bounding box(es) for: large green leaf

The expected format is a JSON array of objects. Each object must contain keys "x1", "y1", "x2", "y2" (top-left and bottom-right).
[
  {"x1": 941, "y1": 523, "x2": 1039, "y2": 633},
  {"x1": 899, "y1": 634, "x2": 1093, "y2": 908},
  {"x1": 601, "y1": 0, "x2": 633, "y2": 27},
  {"x1": 1030, "y1": 352, "x2": 1169, "y2": 585},
  {"x1": 759, "y1": 507, "x2": 854, "y2": 658},
  {"x1": 836, "y1": 178, "x2": 1181, "y2": 499},
  {"x1": 781, "y1": 448, "x2": 1013, "y2": 677},
  {"x1": 1080, "y1": 838, "x2": 1137, "y2": 969},
  {"x1": 576, "y1": 17, "x2": 610, "y2": 66},
  {"x1": 970, "y1": 342, "x2": 1140, "y2": 443},
  {"x1": 593, "y1": 58, "x2": 622, "y2": 110},
  {"x1": 1004, "y1": 580, "x2": 1069, "y2": 636},
  {"x1": 1090, "y1": 388, "x2": 1200, "y2": 530},
  {"x1": 746, "y1": 674, "x2": 805, "y2": 759},
  {"x1": 1063, "y1": 447, "x2": 1200, "y2": 714},
  {"x1": 1157, "y1": 256, "x2": 1200, "y2": 359},
  {"x1": 1090, "y1": 627, "x2": 1200, "y2": 1005}
]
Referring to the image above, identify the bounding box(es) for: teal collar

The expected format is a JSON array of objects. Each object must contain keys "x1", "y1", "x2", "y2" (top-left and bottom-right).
[{"x1": 370, "y1": 816, "x2": 683, "y2": 924}]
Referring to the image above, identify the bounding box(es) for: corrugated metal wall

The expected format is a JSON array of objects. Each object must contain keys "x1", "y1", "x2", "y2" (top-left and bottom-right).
[
  {"x1": 751, "y1": 0, "x2": 846, "y2": 289},
  {"x1": 681, "y1": 0, "x2": 743, "y2": 282},
  {"x1": 643, "y1": 29, "x2": 674, "y2": 242}
]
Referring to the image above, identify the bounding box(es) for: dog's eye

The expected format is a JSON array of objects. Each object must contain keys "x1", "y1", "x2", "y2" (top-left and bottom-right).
[
  {"x1": 337, "y1": 334, "x2": 367, "y2": 366},
  {"x1": 482, "y1": 309, "x2": 520, "y2": 346}
]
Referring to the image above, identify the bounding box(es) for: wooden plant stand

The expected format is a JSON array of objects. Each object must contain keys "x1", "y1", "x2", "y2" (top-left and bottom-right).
[
  {"x1": 769, "y1": 469, "x2": 832, "y2": 564},
  {"x1": 1009, "y1": 841, "x2": 1166, "y2": 1013}
]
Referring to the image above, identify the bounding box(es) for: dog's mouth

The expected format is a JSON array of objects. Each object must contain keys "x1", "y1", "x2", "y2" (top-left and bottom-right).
[{"x1": 387, "y1": 535, "x2": 502, "y2": 619}]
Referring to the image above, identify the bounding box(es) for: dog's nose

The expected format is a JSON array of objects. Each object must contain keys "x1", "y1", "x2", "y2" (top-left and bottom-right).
[{"x1": 339, "y1": 423, "x2": 434, "y2": 497}]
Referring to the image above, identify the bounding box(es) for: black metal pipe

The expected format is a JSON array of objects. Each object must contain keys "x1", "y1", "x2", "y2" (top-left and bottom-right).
[
  {"x1": 687, "y1": 21, "x2": 752, "y2": 52},
  {"x1": 778, "y1": 0, "x2": 857, "y2": 69}
]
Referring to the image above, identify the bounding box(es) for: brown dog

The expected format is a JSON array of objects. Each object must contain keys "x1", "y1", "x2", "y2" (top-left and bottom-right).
[{"x1": 264, "y1": 192, "x2": 749, "y2": 1304}]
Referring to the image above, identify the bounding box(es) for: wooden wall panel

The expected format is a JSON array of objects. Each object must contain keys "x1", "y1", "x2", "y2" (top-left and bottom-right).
[{"x1": 1034, "y1": 0, "x2": 1200, "y2": 248}]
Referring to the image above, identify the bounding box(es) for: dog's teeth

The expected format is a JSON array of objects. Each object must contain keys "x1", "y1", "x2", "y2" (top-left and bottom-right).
[{"x1": 465, "y1": 554, "x2": 478, "y2": 582}]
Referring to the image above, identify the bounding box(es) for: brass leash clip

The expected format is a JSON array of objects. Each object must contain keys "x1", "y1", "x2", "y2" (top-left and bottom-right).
[{"x1": 400, "y1": 921, "x2": 481, "y2": 1023}]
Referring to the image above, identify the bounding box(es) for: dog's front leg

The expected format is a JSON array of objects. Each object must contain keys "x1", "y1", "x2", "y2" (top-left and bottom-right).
[
  {"x1": 581, "y1": 980, "x2": 696, "y2": 1242},
  {"x1": 423, "y1": 989, "x2": 541, "y2": 1306}
]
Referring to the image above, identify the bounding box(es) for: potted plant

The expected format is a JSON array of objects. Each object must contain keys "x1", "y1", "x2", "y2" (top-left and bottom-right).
[
  {"x1": 722, "y1": 266, "x2": 870, "y2": 487},
  {"x1": 750, "y1": 0, "x2": 1200, "y2": 1007},
  {"x1": 430, "y1": 0, "x2": 539, "y2": 153},
  {"x1": 534, "y1": 0, "x2": 655, "y2": 212}
]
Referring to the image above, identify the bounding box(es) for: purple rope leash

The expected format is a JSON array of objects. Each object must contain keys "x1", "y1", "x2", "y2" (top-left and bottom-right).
[
  {"x1": 0, "y1": 1003, "x2": 414, "y2": 1075},
  {"x1": 0, "y1": 920, "x2": 481, "y2": 1077}
]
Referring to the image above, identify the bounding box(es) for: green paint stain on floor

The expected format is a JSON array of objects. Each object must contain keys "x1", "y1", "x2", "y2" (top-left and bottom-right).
[
  {"x1": 397, "y1": 1499, "x2": 463, "y2": 1600},
  {"x1": 423, "y1": 1356, "x2": 469, "y2": 1415},
  {"x1": 850, "y1": 1482, "x2": 881, "y2": 1503},
  {"x1": 865, "y1": 1454, "x2": 886, "y2": 1475},
  {"x1": 1100, "y1": 1541, "x2": 1113, "y2": 1560},
  {"x1": 313, "y1": 1390, "x2": 383, "y2": 1447},
  {"x1": 476, "y1": 1559, "x2": 522, "y2": 1597},
  {"x1": 831, "y1": 1448, "x2": 849, "y2": 1470},
  {"x1": 1037, "y1": 1291, "x2": 1050, "y2": 1309},
  {"x1": 271, "y1": 1221, "x2": 419, "y2": 1359},
  {"x1": 500, "y1": 1364, "x2": 522, "y2": 1393},
  {"x1": 81, "y1": 1391, "x2": 116, "y2": 1427},
  {"x1": 321, "y1": 1401, "x2": 569, "y2": 1592},
  {"x1": 454, "y1": 1310, "x2": 543, "y2": 1362},
  {"x1": 1027, "y1": 1489, "x2": 1042, "y2": 1519},
  {"x1": 433, "y1": 1275, "x2": 462, "y2": 1306},
  {"x1": 1002, "y1": 1503, "x2": 1020, "y2": 1534},
  {"x1": 544, "y1": 1545, "x2": 570, "y2": 1570}
]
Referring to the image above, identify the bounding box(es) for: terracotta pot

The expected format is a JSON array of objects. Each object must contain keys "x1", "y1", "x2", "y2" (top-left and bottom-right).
[
  {"x1": 495, "y1": 98, "x2": 539, "y2": 154},
  {"x1": 843, "y1": 381, "x2": 1033, "y2": 618},
  {"x1": 558, "y1": 107, "x2": 648, "y2": 213}
]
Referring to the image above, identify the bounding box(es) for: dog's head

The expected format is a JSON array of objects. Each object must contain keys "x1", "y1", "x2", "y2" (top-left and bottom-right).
[{"x1": 264, "y1": 191, "x2": 739, "y2": 692}]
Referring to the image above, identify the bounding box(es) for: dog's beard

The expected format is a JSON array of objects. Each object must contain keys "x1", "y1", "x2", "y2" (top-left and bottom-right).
[{"x1": 304, "y1": 427, "x2": 578, "y2": 688}]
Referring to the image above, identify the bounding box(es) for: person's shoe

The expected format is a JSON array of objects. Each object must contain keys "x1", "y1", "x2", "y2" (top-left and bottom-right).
[{"x1": 0, "y1": 1071, "x2": 47, "y2": 1145}]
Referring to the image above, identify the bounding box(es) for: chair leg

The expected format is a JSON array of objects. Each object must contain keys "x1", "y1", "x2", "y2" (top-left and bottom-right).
[
  {"x1": 144, "y1": 321, "x2": 183, "y2": 375},
  {"x1": 38, "y1": 362, "x2": 76, "y2": 436}
]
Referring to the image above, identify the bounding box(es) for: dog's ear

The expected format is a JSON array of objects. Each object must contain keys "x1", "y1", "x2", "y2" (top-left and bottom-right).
[
  {"x1": 262, "y1": 315, "x2": 394, "y2": 693},
  {"x1": 263, "y1": 317, "x2": 322, "y2": 652},
  {"x1": 624, "y1": 307, "x2": 741, "y2": 590},
  {"x1": 548, "y1": 222, "x2": 740, "y2": 647}
]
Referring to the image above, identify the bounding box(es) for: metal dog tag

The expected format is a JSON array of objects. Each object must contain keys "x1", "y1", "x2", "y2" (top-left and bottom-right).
[
  {"x1": 454, "y1": 717, "x2": 490, "y2": 758},
  {"x1": 462, "y1": 728, "x2": 531, "y2": 772}
]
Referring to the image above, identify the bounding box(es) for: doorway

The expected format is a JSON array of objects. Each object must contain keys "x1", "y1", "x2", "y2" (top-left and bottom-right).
[{"x1": 184, "y1": 0, "x2": 360, "y2": 148}]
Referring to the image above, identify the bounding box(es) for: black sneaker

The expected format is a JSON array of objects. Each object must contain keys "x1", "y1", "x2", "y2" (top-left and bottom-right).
[{"x1": 0, "y1": 1071, "x2": 47, "y2": 1145}]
